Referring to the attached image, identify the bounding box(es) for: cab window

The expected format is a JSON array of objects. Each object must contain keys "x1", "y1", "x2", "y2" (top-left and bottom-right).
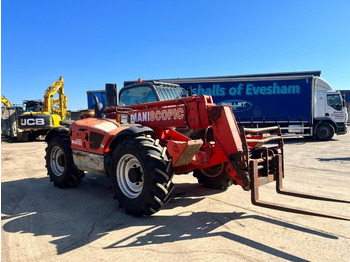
[
  {"x1": 119, "y1": 86, "x2": 157, "y2": 106},
  {"x1": 327, "y1": 94, "x2": 343, "y2": 111}
]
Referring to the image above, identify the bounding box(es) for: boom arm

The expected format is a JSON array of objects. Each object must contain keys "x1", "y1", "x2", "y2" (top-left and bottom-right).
[
  {"x1": 43, "y1": 76, "x2": 67, "y2": 120},
  {"x1": 1, "y1": 95, "x2": 12, "y2": 109}
]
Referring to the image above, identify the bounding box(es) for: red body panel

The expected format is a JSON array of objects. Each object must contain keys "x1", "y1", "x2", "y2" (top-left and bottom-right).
[
  {"x1": 70, "y1": 118, "x2": 127, "y2": 155},
  {"x1": 132, "y1": 105, "x2": 186, "y2": 128}
]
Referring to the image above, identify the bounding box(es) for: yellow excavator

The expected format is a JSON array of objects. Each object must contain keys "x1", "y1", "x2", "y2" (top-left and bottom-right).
[
  {"x1": 17, "y1": 76, "x2": 68, "y2": 141},
  {"x1": 1, "y1": 95, "x2": 12, "y2": 109}
]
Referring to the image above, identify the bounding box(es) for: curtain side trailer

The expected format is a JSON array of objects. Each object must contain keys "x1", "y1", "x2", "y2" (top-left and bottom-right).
[{"x1": 131, "y1": 71, "x2": 348, "y2": 140}]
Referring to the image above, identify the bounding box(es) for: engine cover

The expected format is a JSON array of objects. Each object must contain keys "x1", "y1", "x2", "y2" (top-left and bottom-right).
[{"x1": 69, "y1": 118, "x2": 126, "y2": 155}]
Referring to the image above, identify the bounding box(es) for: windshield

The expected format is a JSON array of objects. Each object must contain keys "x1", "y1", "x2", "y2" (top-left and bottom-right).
[
  {"x1": 119, "y1": 85, "x2": 156, "y2": 106},
  {"x1": 119, "y1": 84, "x2": 186, "y2": 106},
  {"x1": 25, "y1": 103, "x2": 42, "y2": 112},
  {"x1": 327, "y1": 94, "x2": 343, "y2": 111}
]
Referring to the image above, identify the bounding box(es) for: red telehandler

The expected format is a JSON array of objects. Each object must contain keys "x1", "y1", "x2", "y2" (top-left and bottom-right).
[{"x1": 45, "y1": 80, "x2": 349, "y2": 219}]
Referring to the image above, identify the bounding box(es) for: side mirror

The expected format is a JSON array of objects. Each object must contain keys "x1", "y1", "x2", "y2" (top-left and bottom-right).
[{"x1": 105, "y1": 83, "x2": 118, "y2": 107}]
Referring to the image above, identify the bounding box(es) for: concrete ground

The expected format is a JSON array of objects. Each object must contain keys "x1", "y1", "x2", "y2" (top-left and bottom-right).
[{"x1": 1, "y1": 133, "x2": 350, "y2": 262}]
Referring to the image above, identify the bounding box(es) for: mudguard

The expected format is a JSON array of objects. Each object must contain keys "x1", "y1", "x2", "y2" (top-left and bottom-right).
[
  {"x1": 109, "y1": 124, "x2": 154, "y2": 150},
  {"x1": 45, "y1": 127, "x2": 69, "y2": 143}
]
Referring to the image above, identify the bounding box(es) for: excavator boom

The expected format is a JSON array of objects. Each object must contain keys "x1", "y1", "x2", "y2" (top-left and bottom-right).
[
  {"x1": 1, "y1": 95, "x2": 12, "y2": 109},
  {"x1": 43, "y1": 76, "x2": 67, "y2": 120}
]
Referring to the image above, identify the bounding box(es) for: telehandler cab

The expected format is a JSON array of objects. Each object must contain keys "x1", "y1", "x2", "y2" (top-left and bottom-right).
[{"x1": 45, "y1": 79, "x2": 349, "y2": 219}]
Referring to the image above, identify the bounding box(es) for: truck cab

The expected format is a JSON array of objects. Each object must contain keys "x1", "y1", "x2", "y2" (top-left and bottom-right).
[
  {"x1": 314, "y1": 77, "x2": 348, "y2": 139},
  {"x1": 23, "y1": 100, "x2": 44, "y2": 113}
]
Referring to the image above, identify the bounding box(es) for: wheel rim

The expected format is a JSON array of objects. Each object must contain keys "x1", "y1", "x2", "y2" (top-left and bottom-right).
[
  {"x1": 50, "y1": 146, "x2": 65, "y2": 176},
  {"x1": 318, "y1": 126, "x2": 330, "y2": 139},
  {"x1": 116, "y1": 154, "x2": 144, "y2": 198},
  {"x1": 201, "y1": 163, "x2": 224, "y2": 178}
]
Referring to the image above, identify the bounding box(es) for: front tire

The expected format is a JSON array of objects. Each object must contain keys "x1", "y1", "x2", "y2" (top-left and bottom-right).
[
  {"x1": 111, "y1": 135, "x2": 174, "y2": 216},
  {"x1": 315, "y1": 122, "x2": 335, "y2": 141},
  {"x1": 45, "y1": 134, "x2": 85, "y2": 187}
]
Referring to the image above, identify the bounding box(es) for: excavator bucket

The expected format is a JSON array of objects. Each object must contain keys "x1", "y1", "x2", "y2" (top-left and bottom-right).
[{"x1": 241, "y1": 126, "x2": 350, "y2": 221}]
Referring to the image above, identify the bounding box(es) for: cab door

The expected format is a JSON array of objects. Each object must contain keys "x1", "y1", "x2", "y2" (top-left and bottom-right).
[{"x1": 325, "y1": 93, "x2": 346, "y2": 122}]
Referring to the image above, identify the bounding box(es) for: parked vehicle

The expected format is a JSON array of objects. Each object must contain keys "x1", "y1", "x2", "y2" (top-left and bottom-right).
[
  {"x1": 131, "y1": 71, "x2": 348, "y2": 140},
  {"x1": 17, "y1": 76, "x2": 68, "y2": 141}
]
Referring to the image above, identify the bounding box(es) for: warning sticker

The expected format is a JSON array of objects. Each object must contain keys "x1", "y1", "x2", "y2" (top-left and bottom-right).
[{"x1": 94, "y1": 122, "x2": 118, "y2": 132}]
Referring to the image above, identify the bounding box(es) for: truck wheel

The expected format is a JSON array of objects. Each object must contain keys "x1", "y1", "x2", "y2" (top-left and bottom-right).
[
  {"x1": 111, "y1": 135, "x2": 174, "y2": 216},
  {"x1": 193, "y1": 163, "x2": 234, "y2": 189},
  {"x1": 316, "y1": 122, "x2": 335, "y2": 141},
  {"x1": 45, "y1": 134, "x2": 85, "y2": 188}
]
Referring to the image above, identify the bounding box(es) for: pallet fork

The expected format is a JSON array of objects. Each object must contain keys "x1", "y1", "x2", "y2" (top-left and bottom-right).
[{"x1": 242, "y1": 126, "x2": 350, "y2": 221}]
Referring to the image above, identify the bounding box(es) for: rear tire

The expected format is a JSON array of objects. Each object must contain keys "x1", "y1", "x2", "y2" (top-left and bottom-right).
[
  {"x1": 315, "y1": 122, "x2": 335, "y2": 141},
  {"x1": 45, "y1": 134, "x2": 85, "y2": 187},
  {"x1": 193, "y1": 163, "x2": 234, "y2": 189},
  {"x1": 191, "y1": 128, "x2": 234, "y2": 189},
  {"x1": 111, "y1": 135, "x2": 174, "y2": 216}
]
